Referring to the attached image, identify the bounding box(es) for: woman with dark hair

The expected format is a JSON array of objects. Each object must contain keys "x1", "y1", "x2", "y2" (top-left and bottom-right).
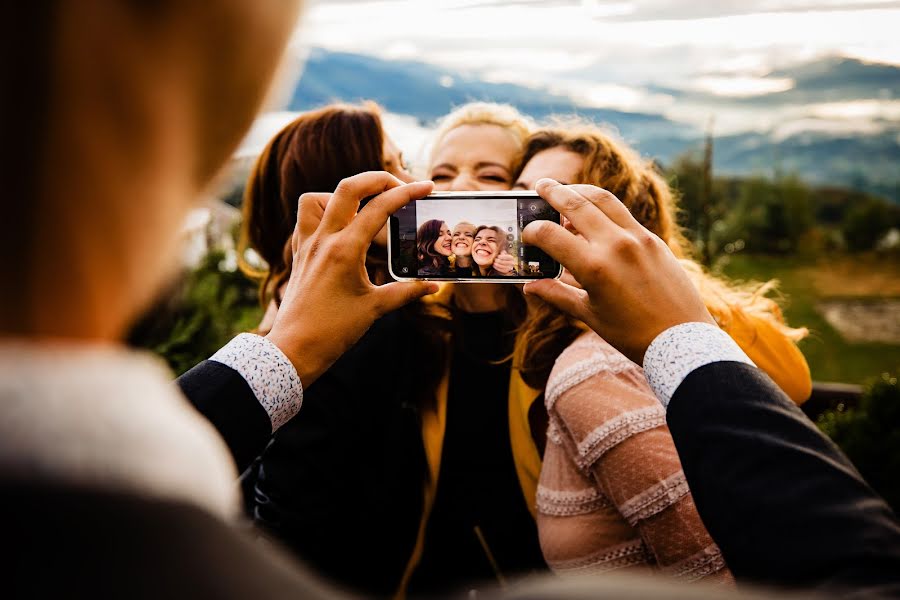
[
  {"x1": 471, "y1": 225, "x2": 516, "y2": 277},
  {"x1": 237, "y1": 102, "x2": 412, "y2": 330},
  {"x1": 416, "y1": 219, "x2": 453, "y2": 276}
]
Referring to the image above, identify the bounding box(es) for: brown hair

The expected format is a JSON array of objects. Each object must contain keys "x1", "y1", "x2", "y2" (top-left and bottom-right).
[
  {"x1": 417, "y1": 220, "x2": 450, "y2": 273},
  {"x1": 237, "y1": 102, "x2": 385, "y2": 306},
  {"x1": 512, "y1": 125, "x2": 807, "y2": 389}
]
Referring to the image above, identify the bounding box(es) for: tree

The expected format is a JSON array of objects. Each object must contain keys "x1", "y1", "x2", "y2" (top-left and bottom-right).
[
  {"x1": 669, "y1": 126, "x2": 724, "y2": 265},
  {"x1": 842, "y1": 198, "x2": 895, "y2": 252}
]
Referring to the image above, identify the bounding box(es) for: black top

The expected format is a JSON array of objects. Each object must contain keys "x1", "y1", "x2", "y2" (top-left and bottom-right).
[
  {"x1": 409, "y1": 311, "x2": 546, "y2": 596},
  {"x1": 244, "y1": 311, "x2": 429, "y2": 596}
]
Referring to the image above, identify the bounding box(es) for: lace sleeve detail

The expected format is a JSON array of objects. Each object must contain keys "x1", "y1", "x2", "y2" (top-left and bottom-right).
[
  {"x1": 209, "y1": 333, "x2": 303, "y2": 431},
  {"x1": 541, "y1": 331, "x2": 730, "y2": 580}
]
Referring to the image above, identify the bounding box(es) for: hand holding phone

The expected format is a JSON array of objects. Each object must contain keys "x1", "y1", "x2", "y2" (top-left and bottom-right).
[{"x1": 493, "y1": 250, "x2": 516, "y2": 275}]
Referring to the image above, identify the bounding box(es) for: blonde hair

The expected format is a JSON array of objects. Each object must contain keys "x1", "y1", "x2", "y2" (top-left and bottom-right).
[
  {"x1": 512, "y1": 124, "x2": 807, "y2": 388},
  {"x1": 428, "y1": 102, "x2": 534, "y2": 166}
]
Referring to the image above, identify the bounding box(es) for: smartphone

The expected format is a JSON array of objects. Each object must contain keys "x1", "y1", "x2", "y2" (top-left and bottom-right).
[{"x1": 387, "y1": 191, "x2": 562, "y2": 282}]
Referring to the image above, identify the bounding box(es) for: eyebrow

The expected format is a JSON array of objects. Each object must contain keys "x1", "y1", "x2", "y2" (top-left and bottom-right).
[
  {"x1": 474, "y1": 162, "x2": 510, "y2": 172},
  {"x1": 432, "y1": 162, "x2": 510, "y2": 173}
]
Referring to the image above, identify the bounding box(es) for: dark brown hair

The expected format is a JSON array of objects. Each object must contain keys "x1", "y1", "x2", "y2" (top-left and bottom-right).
[
  {"x1": 416, "y1": 220, "x2": 450, "y2": 273},
  {"x1": 238, "y1": 102, "x2": 385, "y2": 306}
]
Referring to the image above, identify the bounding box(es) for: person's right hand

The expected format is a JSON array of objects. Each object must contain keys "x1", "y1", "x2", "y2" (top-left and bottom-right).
[
  {"x1": 266, "y1": 172, "x2": 438, "y2": 388},
  {"x1": 522, "y1": 179, "x2": 715, "y2": 365},
  {"x1": 492, "y1": 250, "x2": 516, "y2": 275}
]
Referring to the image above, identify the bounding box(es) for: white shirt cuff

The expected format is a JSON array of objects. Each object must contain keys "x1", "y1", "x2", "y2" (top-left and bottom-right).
[
  {"x1": 642, "y1": 322, "x2": 755, "y2": 410},
  {"x1": 209, "y1": 333, "x2": 303, "y2": 431}
]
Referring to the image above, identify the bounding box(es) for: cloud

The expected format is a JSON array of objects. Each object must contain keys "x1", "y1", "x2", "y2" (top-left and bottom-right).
[{"x1": 295, "y1": 0, "x2": 900, "y2": 102}]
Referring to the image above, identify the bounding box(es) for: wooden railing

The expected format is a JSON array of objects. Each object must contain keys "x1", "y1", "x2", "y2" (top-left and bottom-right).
[{"x1": 802, "y1": 381, "x2": 864, "y2": 420}]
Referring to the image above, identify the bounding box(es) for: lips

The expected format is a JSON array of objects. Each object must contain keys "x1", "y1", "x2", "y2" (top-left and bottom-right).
[
  {"x1": 474, "y1": 247, "x2": 492, "y2": 257},
  {"x1": 442, "y1": 241, "x2": 452, "y2": 250}
]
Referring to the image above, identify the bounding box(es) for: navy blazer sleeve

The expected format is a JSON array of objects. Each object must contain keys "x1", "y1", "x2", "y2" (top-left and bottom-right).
[
  {"x1": 177, "y1": 360, "x2": 273, "y2": 473},
  {"x1": 666, "y1": 361, "x2": 900, "y2": 597}
]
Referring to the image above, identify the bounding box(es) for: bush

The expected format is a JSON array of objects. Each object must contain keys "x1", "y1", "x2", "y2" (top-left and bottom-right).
[
  {"x1": 842, "y1": 199, "x2": 896, "y2": 252},
  {"x1": 818, "y1": 371, "x2": 900, "y2": 513},
  {"x1": 128, "y1": 250, "x2": 262, "y2": 376}
]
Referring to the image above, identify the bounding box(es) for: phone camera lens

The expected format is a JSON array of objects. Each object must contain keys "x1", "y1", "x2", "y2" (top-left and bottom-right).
[
  {"x1": 401, "y1": 266, "x2": 409, "y2": 274},
  {"x1": 529, "y1": 203, "x2": 538, "y2": 212}
]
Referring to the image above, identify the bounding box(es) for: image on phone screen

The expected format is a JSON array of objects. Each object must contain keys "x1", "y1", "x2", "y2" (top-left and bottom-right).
[{"x1": 388, "y1": 191, "x2": 562, "y2": 282}]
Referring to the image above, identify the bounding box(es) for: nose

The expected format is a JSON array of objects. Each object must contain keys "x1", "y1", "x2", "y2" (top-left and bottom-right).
[
  {"x1": 395, "y1": 167, "x2": 415, "y2": 184},
  {"x1": 448, "y1": 172, "x2": 479, "y2": 191}
]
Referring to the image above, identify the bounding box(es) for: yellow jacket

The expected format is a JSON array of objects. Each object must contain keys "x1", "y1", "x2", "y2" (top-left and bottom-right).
[{"x1": 395, "y1": 284, "x2": 811, "y2": 596}]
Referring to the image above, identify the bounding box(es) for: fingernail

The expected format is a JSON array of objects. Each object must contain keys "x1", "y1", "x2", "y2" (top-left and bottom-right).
[{"x1": 536, "y1": 178, "x2": 559, "y2": 189}]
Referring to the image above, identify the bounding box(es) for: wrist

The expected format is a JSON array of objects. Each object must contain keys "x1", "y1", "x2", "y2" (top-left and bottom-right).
[{"x1": 265, "y1": 327, "x2": 326, "y2": 390}]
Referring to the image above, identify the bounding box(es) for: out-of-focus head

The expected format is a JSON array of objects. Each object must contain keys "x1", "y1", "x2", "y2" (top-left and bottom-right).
[
  {"x1": 239, "y1": 101, "x2": 399, "y2": 300},
  {"x1": 451, "y1": 221, "x2": 476, "y2": 257},
  {"x1": 513, "y1": 126, "x2": 686, "y2": 254},
  {"x1": 428, "y1": 102, "x2": 532, "y2": 191},
  {"x1": 3, "y1": 0, "x2": 303, "y2": 340}
]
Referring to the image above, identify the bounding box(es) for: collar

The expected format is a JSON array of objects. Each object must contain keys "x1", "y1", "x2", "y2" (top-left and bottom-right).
[{"x1": 0, "y1": 341, "x2": 240, "y2": 519}]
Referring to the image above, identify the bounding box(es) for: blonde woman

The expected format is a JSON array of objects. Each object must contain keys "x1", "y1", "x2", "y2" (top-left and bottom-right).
[
  {"x1": 511, "y1": 126, "x2": 811, "y2": 581},
  {"x1": 248, "y1": 103, "x2": 549, "y2": 597}
]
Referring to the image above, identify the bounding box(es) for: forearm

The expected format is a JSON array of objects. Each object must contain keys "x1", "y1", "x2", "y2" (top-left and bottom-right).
[
  {"x1": 644, "y1": 323, "x2": 900, "y2": 594},
  {"x1": 178, "y1": 334, "x2": 303, "y2": 472}
]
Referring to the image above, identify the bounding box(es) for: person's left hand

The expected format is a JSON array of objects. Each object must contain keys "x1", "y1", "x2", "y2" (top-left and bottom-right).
[
  {"x1": 266, "y1": 172, "x2": 438, "y2": 388},
  {"x1": 493, "y1": 250, "x2": 516, "y2": 275}
]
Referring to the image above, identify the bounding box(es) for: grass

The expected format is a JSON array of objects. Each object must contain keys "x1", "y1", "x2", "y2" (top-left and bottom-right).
[{"x1": 714, "y1": 252, "x2": 900, "y2": 385}]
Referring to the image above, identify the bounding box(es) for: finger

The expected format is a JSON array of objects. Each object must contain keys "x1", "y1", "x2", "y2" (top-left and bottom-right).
[
  {"x1": 373, "y1": 222, "x2": 388, "y2": 248},
  {"x1": 320, "y1": 171, "x2": 406, "y2": 233},
  {"x1": 535, "y1": 179, "x2": 612, "y2": 240},
  {"x1": 567, "y1": 184, "x2": 642, "y2": 231},
  {"x1": 349, "y1": 180, "x2": 434, "y2": 248},
  {"x1": 372, "y1": 281, "x2": 439, "y2": 315},
  {"x1": 560, "y1": 268, "x2": 582, "y2": 289},
  {"x1": 297, "y1": 192, "x2": 331, "y2": 239},
  {"x1": 522, "y1": 279, "x2": 590, "y2": 322},
  {"x1": 522, "y1": 220, "x2": 591, "y2": 279}
]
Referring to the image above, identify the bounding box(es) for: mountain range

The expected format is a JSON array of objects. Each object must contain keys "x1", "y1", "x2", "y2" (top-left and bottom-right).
[{"x1": 290, "y1": 48, "x2": 900, "y2": 202}]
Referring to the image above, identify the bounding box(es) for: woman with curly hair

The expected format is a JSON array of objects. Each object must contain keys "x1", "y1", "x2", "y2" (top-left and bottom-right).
[{"x1": 511, "y1": 124, "x2": 811, "y2": 581}]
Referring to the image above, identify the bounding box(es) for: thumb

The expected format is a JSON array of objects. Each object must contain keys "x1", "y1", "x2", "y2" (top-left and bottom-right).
[
  {"x1": 523, "y1": 279, "x2": 590, "y2": 321},
  {"x1": 373, "y1": 281, "x2": 439, "y2": 315}
]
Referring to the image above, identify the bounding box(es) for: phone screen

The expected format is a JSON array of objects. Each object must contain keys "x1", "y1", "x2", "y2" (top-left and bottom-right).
[{"x1": 388, "y1": 191, "x2": 562, "y2": 282}]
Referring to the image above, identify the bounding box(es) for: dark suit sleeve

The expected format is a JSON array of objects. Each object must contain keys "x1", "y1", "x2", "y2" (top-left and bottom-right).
[
  {"x1": 666, "y1": 361, "x2": 900, "y2": 597},
  {"x1": 177, "y1": 360, "x2": 273, "y2": 473}
]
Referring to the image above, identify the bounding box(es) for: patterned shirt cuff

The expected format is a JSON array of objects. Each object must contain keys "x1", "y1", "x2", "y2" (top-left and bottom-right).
[
  {"x1": 643, "y1": 322, "x2": 755, "y2": 410},
  {"x1": 209, "y1": 333, "x2": 303, "y2": 431}
]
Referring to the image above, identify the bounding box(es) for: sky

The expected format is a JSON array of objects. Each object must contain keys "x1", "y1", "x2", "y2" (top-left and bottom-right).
[
  {"x1": 293, "y1": 0, "x2": 900, "y2": 96},
  {"x1": 242, "y1": 1, "x2": 900, "y2": 161}
]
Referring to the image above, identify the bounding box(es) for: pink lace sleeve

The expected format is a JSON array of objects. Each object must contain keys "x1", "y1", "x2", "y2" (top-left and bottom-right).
[{"x1": 539, "y1": 333, "x2": 730, "y2": 582}]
